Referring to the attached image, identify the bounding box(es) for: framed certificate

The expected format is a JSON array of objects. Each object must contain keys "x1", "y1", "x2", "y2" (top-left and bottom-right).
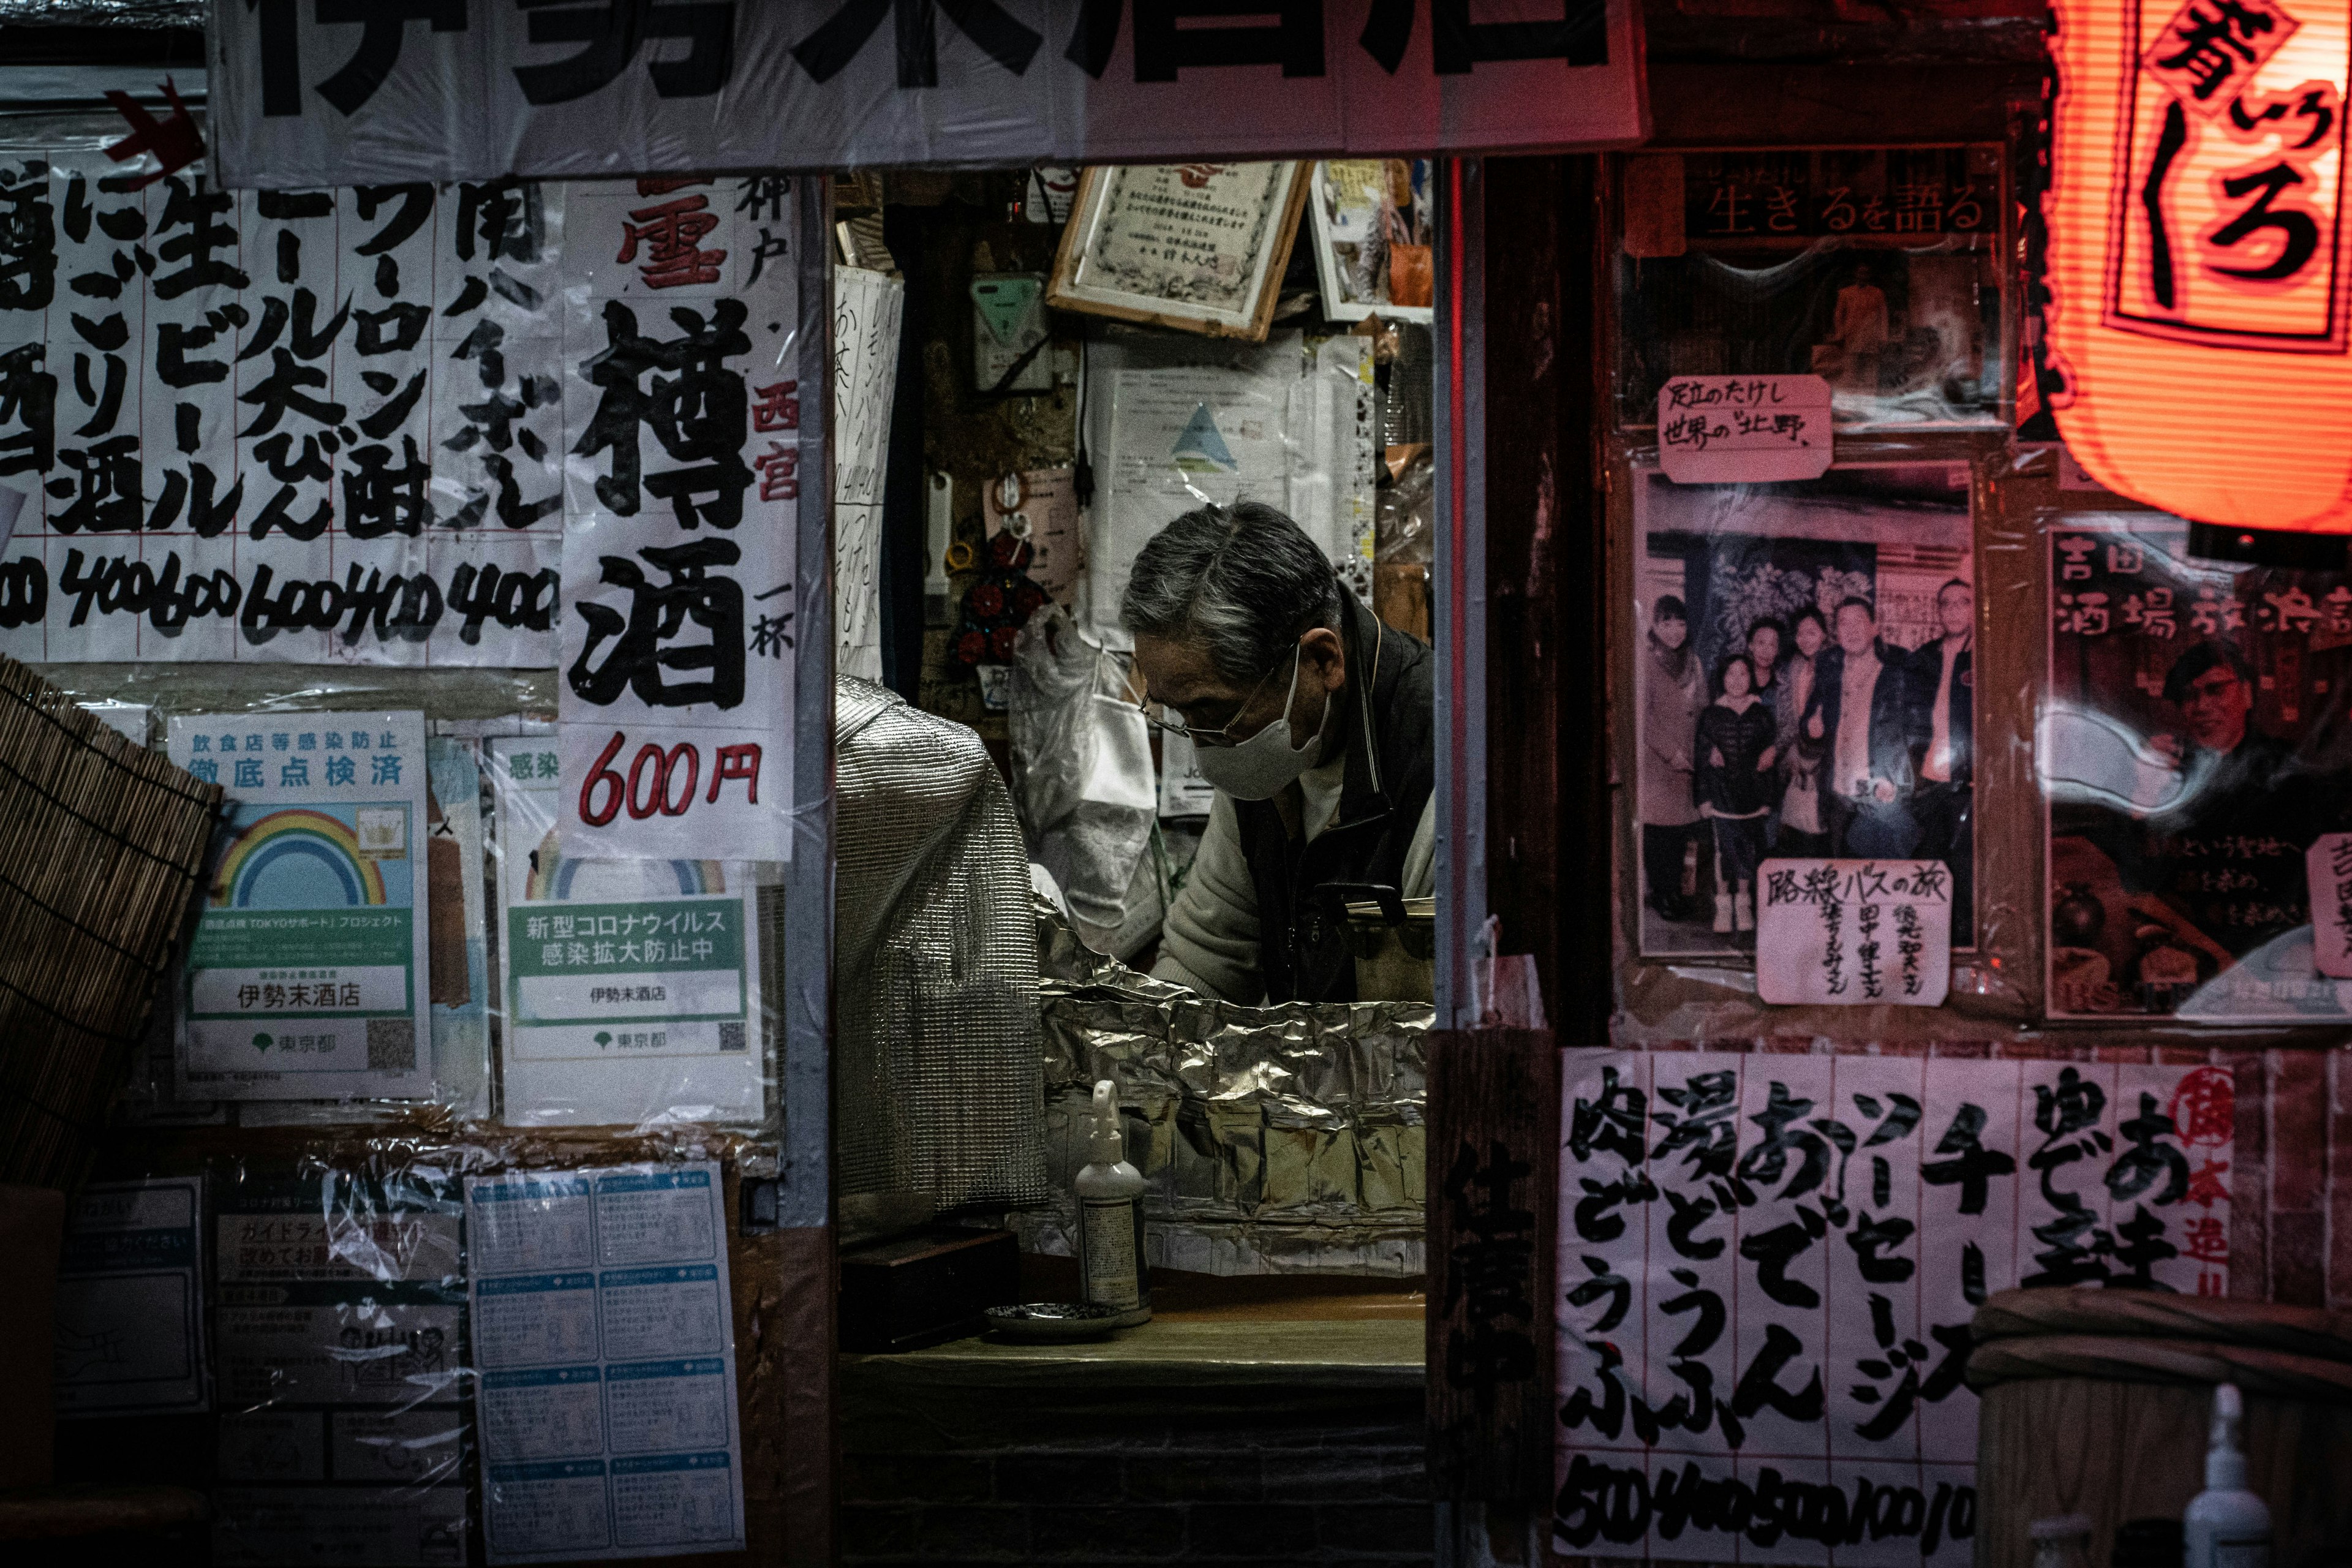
[{"x1": 1046, "y1": 161, "x2": 1310, "y2": 341}]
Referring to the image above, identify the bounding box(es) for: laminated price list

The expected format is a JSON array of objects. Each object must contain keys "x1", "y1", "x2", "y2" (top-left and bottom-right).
[{"x1": 466, "y1": 1163, "x2": 744, "y2": 1562}]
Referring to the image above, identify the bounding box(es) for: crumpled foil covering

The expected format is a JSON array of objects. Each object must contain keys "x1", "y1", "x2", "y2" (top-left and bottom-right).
[
  {"x1": 0, "y1": 0, "x2": 199, "y2": 22},
  {"x1": 1022, "y1": 904, "x2": 1431, "y2": 1275},
  {"x1": 831, "y1": 678, "x2": 1047, "y2": 1210}
]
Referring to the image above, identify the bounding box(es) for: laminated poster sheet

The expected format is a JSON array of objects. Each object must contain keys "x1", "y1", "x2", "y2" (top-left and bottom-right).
[
  {"x1": 1556, "y1": 1051, "x2": 2233, "y2": 1567},
  {"x1": 1631, "y1": 467, "x2": 1979, "y2": 960},
  {"x1": 170, "y1": 711, "x2": 433, "y2": 1101},
  {"x1": 488, "y1": 738, "x2": 764, "y2": 1128},
  {"x1": 55, "y1": 1176, "x2": 208, "y2": 1416},
  {"x1": 213, "y1": 1174, "x2": 469, "y2": 1566},
  {"x1": 1087, "y1": 333, "x2": 1375, "y2": 639},
  {"x1": 834, "y1": 265, "x2": 903, "y2": 685},
  {"x1": 2043, "y1": 516, "x2": 2352, "y2": 1022},
  {"x1": 467, "y1": 1163, "x2": 745, "y2": 1563}
]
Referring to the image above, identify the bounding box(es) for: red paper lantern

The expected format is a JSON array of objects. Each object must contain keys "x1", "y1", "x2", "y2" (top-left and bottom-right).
[{"x1": 2046, "y1": 0, "x2": 2352, "y2": 533}]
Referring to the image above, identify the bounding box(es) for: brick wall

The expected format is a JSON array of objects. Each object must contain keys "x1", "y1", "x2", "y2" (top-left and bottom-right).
[{"x1": 840, "y1": 1366, "x2": 1432, "y2": 1566}]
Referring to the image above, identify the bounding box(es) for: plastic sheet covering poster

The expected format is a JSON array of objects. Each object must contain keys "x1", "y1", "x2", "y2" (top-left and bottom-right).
[
  {"x1": 466, "y1": 1163, "x2": 745, "y2": 1562},
  {"x1": 2043, "y1": 518, "x2": 2352, "y2": 1022},
  {"x1": 0, "y1": 145, "x2": 567, "y2": 666},
  {"x1": 213, "y1": 1172, "x2": 468, "y2": 1566},
  {"x1": 488, "y1": 737, "x2": 764, "y2": 1128},
  {"x1": 55, "y1": 1176, "x2": 208, "y2": 1416},
  {"x1": 1555, "y1": 1051, "x2": 2234, "y2": 1567},
  {"x1": 426, "y1": 734, "x2": 492, "y2": 1121},
  {"x1": 1088, "y1": 332, "x2": 1374, "y2": 639},
  {"x1": 557, "y1": 175, "x2": 801, "y2": 865},
  {"x1": 1632, "y1": 467, "x2": 1978, "y2": 960},
  {"x1": 170, "y1": 711, "x2": 432, "y2": 1101}
]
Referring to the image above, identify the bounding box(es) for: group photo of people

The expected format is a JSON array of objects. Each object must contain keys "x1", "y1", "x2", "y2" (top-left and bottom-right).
[{"x1": 1632, "y1": 468, "x2": 1978, "y2": 956}]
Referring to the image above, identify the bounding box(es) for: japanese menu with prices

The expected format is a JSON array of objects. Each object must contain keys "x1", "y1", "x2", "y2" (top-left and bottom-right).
[
  {"x1": 170, "y1": 710, "x2": 432, "y2": 1101},
  {"x1": 1556, "y1": 1051, "x2": 2230, "y2": 1566},
  {"x1": 466, "y1": 1162, "x2": 745, "y2": 1562},
  {"x1": 488, "y1": 737, "x2": 764, "y2": 1127}
]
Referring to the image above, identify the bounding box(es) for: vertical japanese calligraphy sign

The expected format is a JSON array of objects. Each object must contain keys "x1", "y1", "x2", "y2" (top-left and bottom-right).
[
  {"x1": 2048, "y1": 0, "x2": 2352, "y2": 533},
  {"x1": 0, "y1": 131, "x2": 568, "y2": 665},
  {"x1": 556, "y1": 175, "x2": 800, "y2": 862},
  {"x1": 208, "y1": 2, "x2": 1650, "y2": 189},
  {"x1": 1556, "y1": 1049, "x2": 2230, "y2": 1568}
]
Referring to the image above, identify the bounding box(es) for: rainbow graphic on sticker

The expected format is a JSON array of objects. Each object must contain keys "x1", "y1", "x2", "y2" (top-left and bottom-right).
[
  {"x1": 524, "y1": 827, "x2": 726, "y2": 900},
  {"x1": 211, "y1": 809, "x2": 388, "y2": 908}
]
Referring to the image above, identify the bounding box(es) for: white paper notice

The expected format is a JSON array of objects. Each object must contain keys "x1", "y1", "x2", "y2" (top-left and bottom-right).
[
  {"x1": 1756, "y1": 858, "x2": 1952, "y2": 1007},
  {"x1": 1156, "y1": 730, "x2": 1216, "y2": 819},
  {"x1": 1558, "y1": 1050, "x2": 2235, "y2": 1568},
  {"x1": 556, "y1": 176, "x2": 801, "y2": 864},
  {"x1": 488, "y1": 739, "x2": 764, "y2": 1127},
  {"x1": 170, "y1": 711, "x2": 433, "y2": 1100},
  {"x1": 2309, "y1": 832, "x2": 2352, "y2": 978},
  {"x1": 468, "y1": 1163, "x2": 745, "y2": 1563},
  {"x1": 55, "y1": 1177, "x2": 208, "y2": 1415},
  {"x1": 1659, "y1": 375, "x2": 1834, "y2": 484}
]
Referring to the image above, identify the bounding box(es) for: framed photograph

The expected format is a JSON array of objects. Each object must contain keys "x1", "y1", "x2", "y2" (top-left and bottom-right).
[
  {"x1": 2044, "y1": 517, "x2": 2352, "y2": 1023},
  {"x1": 1617, "y1": 146, "x2": 2007, "y2": 431},
  {"x1": 1630, "y1": 464, "x2": 1980, "y2": 959},
  {"x1": 1047, "y1": 162, "x2": 1310, "y2": 342},
  {"x1": 1306, "y1": 159, "x2": 1434, "y2": 325}
]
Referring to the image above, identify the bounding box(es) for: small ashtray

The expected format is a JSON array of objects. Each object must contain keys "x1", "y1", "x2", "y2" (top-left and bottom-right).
[{"x1": 982, "y1": 1302, "x2": 1126, "y2": 1341}]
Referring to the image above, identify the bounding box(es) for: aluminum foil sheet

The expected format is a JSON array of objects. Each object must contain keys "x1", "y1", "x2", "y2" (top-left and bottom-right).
[
  {"x1": 1022, "y1": 905, "x2": 1431, "y2": 1276},
  {"x1": 0, "y1": 0, "x2": 199, "y2": 23},
  {"x1": 829, "y1": 678, "x2": 1047, "y2": 1210}
]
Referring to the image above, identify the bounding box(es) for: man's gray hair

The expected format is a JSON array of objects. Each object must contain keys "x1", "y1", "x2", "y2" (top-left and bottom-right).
[{"x1": 1119, "y1": 501, "x2": 1343, "y2": 684}]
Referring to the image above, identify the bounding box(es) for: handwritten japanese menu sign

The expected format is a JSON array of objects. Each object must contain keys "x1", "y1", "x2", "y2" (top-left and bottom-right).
[
  {"x1": 1757, "y1": 859, "x2": 1952, "y2": 1007},
  {"x1": 0, "y1": 141, "x2": 802, "y2": 706},
  {"x1": 1558, "y1": 1051, "x2": 2234, "y2": 1567},
  {"x1": 554, "y1": 177, "x2": 801, "y2": 864},
  {"x1": 1658, "y1": 376, "x2": 1833, "y2": 484}
]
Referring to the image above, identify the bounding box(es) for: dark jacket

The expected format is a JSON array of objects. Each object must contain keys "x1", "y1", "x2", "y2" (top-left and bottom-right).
[
  {"x1": 1234, "y1": 592, "x2": 1434, "y2": 1003},
  {"x1": 1905, "y1": 638, "x2": 1974, "y2": 785},
  {"x1": 1802, "y1": 640, "x2": 1923, "y2": 800},
  {"x1": 1695, "y1": 700, "x2": 1778, "y2": 818}
]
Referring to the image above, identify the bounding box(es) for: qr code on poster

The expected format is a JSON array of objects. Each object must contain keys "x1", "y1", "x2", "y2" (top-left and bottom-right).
[
  {"x1": 368, "y1": 1017, "x2": 417, "y2": 1069},
  {"x1": 718, "y1": 1022, "x2": 747, "y2": 1052}
]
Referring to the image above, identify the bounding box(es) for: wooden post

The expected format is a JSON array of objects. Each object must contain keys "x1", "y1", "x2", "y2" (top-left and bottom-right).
[{"x1": 1426, "y1": 1027, "x2": 1562, "y2": 1501}]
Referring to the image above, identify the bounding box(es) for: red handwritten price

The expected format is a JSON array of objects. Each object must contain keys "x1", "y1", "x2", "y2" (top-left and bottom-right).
[{"x1": 578, "y1": 731, "x2": 763, "y2": 826}]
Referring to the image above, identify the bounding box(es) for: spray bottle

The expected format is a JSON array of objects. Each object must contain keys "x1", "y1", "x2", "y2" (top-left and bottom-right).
[
  {"x1": 2185, "y1": 1383, "x2": 2269, "y2": 1568},
  {"x1": 1076, "y1": 1079, "x2": 1150, "y2": 1327}
]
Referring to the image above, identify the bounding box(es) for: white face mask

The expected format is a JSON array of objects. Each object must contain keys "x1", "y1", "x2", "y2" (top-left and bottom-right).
[{"x1": 1189, "y1": 646, "x2": 1331, "y2": 801}]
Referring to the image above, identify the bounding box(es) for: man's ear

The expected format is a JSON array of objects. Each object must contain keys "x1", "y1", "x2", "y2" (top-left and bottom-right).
[{"x1": 1300, "y1": 625, "x2": 1347, "y2": 692}]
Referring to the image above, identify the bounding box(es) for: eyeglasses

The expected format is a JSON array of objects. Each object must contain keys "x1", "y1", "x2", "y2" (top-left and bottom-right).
[{"x1": 1133, "y1": 650, "x2": 1291, "y2": 747}]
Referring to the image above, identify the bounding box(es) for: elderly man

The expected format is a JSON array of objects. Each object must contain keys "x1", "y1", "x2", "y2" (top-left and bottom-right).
[{"x1": 1123, "y1": 500, "x2": 1434, "y2": 1004}]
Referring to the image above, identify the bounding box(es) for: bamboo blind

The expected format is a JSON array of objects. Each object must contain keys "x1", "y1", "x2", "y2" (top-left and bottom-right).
[{"x1": 0, "y1": 658, "x2": 220, "y2": 1191}]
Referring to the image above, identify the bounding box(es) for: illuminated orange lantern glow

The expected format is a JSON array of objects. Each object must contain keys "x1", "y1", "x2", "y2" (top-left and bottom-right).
[{"x1": 2047, "y1": 0, "x2": 2352, "y2": 533}]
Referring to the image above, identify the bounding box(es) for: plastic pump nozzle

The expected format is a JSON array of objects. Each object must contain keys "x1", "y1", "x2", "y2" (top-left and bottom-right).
[
  {"x1": 1088, "y1": 1079, "x2": 1125, "y2": 1166},
  {"x1": 2206, "y1": 1382, "x2": 2248, "y2": 1491}
]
